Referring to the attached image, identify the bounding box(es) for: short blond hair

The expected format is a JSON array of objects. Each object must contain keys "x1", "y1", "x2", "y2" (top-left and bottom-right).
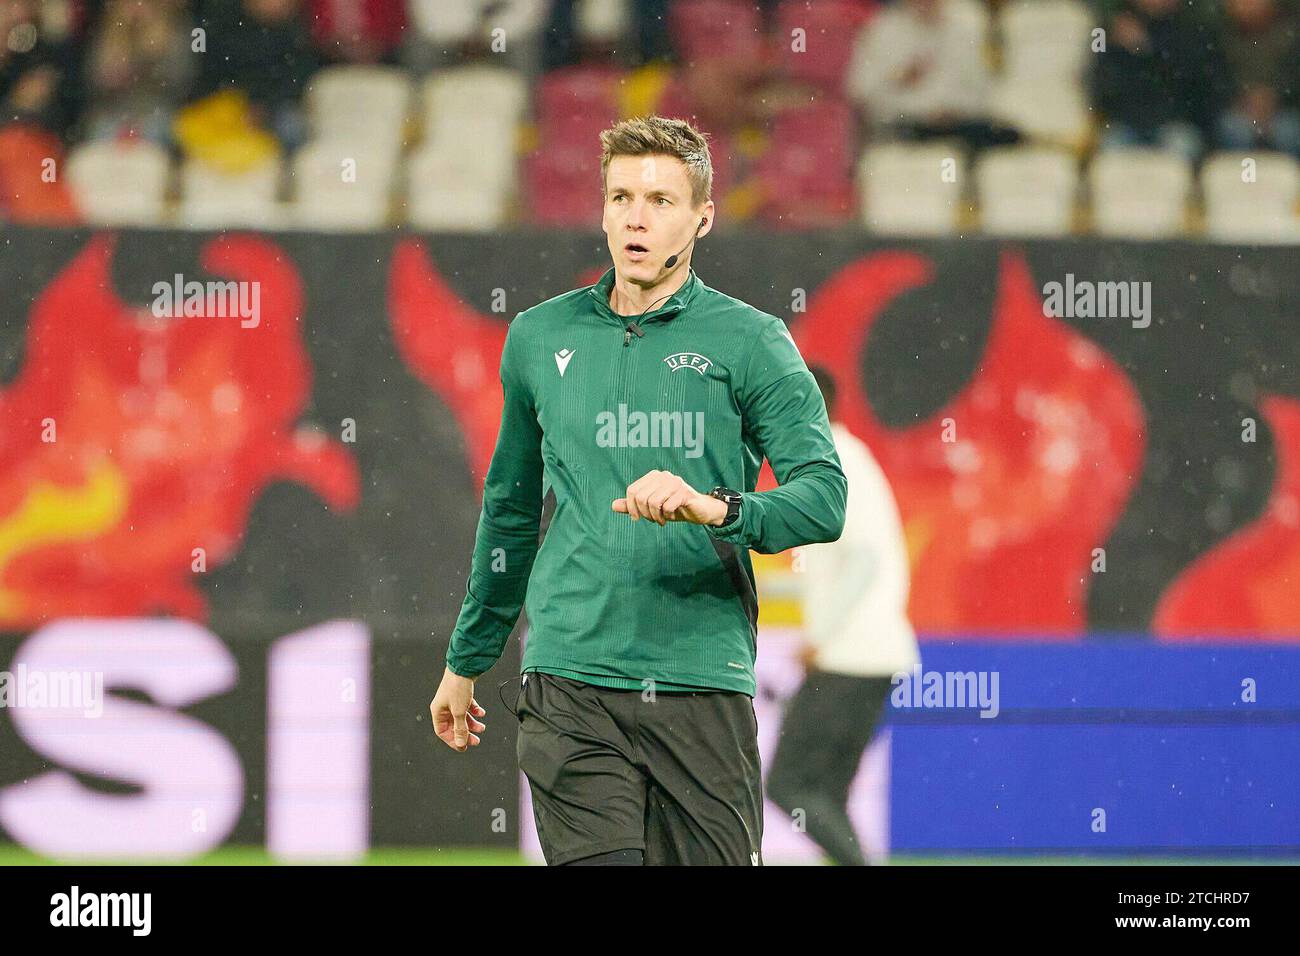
[{"x1": 599, "y1": 115, "x2": 713, "y2": 208}]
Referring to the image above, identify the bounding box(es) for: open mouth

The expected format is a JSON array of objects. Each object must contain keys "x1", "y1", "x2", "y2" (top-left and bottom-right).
[{"x1": 624, "y1": 242, "x2": 650, "y2": 260}]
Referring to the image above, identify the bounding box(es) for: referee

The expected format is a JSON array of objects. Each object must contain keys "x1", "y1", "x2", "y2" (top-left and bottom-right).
[{"x1": 429, "y1": 115, "x2": 848, "y2": 866}]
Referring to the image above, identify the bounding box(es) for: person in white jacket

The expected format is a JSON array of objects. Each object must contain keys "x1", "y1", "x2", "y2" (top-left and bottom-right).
[{"x1": 765, "y1": 365, "x2": 921, "y2": 866}]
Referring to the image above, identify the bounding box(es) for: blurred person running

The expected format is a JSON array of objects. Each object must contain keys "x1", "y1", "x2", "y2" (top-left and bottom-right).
[{"x1": 766, "y1": 364, "x2": 920, "y2": 866}]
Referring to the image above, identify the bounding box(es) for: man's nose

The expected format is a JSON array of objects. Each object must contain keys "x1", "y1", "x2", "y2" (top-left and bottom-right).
[{"x1": 625, "y1": 199, "x2": 648, "y2": 229}]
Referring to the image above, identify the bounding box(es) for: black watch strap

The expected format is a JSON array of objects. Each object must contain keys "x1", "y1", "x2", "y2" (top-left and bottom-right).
[{"x1": 709, "y1": 487, "x2": 742, "y2": 527}]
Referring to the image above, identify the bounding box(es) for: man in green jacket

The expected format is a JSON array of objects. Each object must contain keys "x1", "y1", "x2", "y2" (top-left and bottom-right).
[{"x1": 429, "y1": 115, "x2": 848, "y2": 866}]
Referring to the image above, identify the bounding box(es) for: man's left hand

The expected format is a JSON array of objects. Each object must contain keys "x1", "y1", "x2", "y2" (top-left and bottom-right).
[{"x1": 613, "y1": 471, "x2": 728, "y2": 526}]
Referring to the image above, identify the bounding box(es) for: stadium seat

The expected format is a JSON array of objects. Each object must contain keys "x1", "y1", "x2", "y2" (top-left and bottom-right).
[
  {"x1": 534, "y1": 65, "x2": 621, "y2": 141},
  {"x1": 407, "y1": 143, "x2": 511, "y2": 232},
  {"x1": 306, "y1": 66, "x2": 413, "y2": 162},
  {"x1": 858, "y1": 143, "x2": 965, "y2": 236},
  {"x1": 408, "y1": 0, "x2": 548, "y2": 46},
  {"x1": 288, "y1": 141, "x2": 394, "y2": 231},
  {"x1": 990, "y1": 78, "x2": 1089, "y2": 147},
  {"x1": 949, "y1": 0, "x2": 992, "y2": 35},
  {"x1": 774, "y1": 0, "x2": 877, "y2": 93},
  {"x1": 758, "y1": 101, "x2": 857, "y2": 228},
  {"x1": 576, "y1": 0, "x2": 632, "y2": 42},
  {"x1": 66, "y1": 141, "x2": 171, "y2": 226},
  {"x1": 999, "y1": 0, "x2": 1092, "y2": 82},
  {"x1": 1201, "y1": 151, "x2": 1300, "y2": 243},
  {"x1": 177, "y1": 157, "x2": 285, "y2": 229},
  {"x1": 524, "y1": 138, "x2": 602, "y2": 227},
  {"x1": 421, "y1": 66, "x2": 528, "y2": 136},
  {"x1": 988, "y1": 0, "x2": 1091, "y2": 147},
  {"x1": 669, "y1": 0, "x2": 765, "y2": 64},
  {"x1": 976, "y1": 146, "x2": 1077, "y2": 236},
  {"x1": 1089, "y1": 148, "x2": 1191, "y2": 239}
]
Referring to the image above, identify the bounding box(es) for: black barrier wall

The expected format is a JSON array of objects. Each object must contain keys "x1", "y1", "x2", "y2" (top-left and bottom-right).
[{"x1": 0, "y1": 227, "x2": 1297, "y2": 851}]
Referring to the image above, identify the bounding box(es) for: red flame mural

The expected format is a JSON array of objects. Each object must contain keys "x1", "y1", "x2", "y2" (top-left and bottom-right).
[
  {"x1": 1154, "y1": 395, "x2": 1300, "y2": 640},
  {"x1": 795, "y1": 250, "x2": 1146, "y2": 635},
  {"x1": 389, "y1": 241, "x2": 510, "y2": 491},
  {"x1": 0, "y1": 234, "x2": 360, "y2": 628}
]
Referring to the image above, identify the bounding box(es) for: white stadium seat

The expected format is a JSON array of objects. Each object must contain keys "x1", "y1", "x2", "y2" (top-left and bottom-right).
[
  {"x1": 420, "y1": 66, "x2": 528, "y2": 139},
  {"x1": 1201, "y1": 151, "x2": 1300, "y2": 243},
  {"x1": 576, "y1": 0, "x2": 631, "y2": 42},
  {"x1": 858, "y1": 144, "x2": 965, "y2": 236},
  {"x1": 288, "y1": 140, "x2": 395, "y2": 231},
  {"x1": 306, "y1": 66, "x2": 412, "y2": 161},
  {"x1": 409, "y1": 66, "x2": 525, "y2": 231},
  {"x1": 999, "y1": 0, "x2": 1093, "y2": 82},
  {"x1": 66, "y1": 141, "x2": 171, "y2": 226},
  {"x1": 406, "y1": 142, "x2": 511, "y2": 231},
  {"x1": 1089, "y1": 148, "x2": 1191, "y2": 239},
  {"x1": 408, "y1": 0, "x2": 548, "y2": 45},
  {"x1": 977, "y1": 146, "x2": 1077, "y2": 236},
  {"x1": 990, "y1": 78, "x2": 1090, "y2": 146},
  {"x1": 177, "y1": 157, "x2": 284, "y2": 229},
  {"x1": 989, "y1": 1, "x2": 1092, "y2": 146}
]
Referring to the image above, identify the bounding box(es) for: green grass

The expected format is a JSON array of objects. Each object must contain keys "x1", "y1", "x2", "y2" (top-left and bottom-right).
[{"x1": 1, "y1": 846, "x2": 1292, "y2": 866}]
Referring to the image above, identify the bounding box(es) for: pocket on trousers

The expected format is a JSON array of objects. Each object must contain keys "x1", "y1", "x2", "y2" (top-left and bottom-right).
[{"x1": 515, "y1": 678, "x2": 561, "y2": 792}]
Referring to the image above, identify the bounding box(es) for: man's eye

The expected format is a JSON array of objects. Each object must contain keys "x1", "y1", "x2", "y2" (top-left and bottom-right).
[{"x1": 656, "y1": 197, "x2": 669, "y2": 205}]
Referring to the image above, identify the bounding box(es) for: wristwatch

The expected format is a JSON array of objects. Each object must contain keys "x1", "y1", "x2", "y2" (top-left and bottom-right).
[{"x1": 708, "y1": 487, "x2": 743, "y2": 528}]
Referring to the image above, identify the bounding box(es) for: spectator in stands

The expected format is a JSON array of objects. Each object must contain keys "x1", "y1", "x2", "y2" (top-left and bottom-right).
[
  {"x1": 845, "y1": 0, "x2": 1016, "y2": 151},
  {"x1": 83, "y1": 0, "x2": 194, "y2": 144},
  {"x1": 1092, "y1": 0, "x2": 1226, "y2": 163},
  {"x1": 0, "y1": 0, "x2": 82, "y2": 139},
  {"x1": 193, "y1": 0, "x2": 319, "y2": 149},
  {"x1": 307, "y1": 0, "x2": 406, "y2": 64},
  {"x1": 1216, "y1": 0, "x2": 1300, "y2": 158}
]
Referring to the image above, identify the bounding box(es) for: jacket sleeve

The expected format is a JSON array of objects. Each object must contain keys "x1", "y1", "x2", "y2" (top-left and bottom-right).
[
  {"x1": 705, "y1": 317, "x2": 847, "y2": 554},
  {"x1": 445, "y1": 317, "x2": 544, "y2": 678}
]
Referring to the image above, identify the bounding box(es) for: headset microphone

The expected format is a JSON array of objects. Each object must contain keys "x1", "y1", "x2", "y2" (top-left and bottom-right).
[{"x1": 664, "y1": 216, "x2": 707, "y2": 270}]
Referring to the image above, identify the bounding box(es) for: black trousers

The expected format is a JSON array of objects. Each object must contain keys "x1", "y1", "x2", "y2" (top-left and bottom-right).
[
  {"x1": 765, "y1": 670, "x2": 894, "y2": 866},
  {"x1": 515, "y1": 672, "x2": 764, "y2": 866}
]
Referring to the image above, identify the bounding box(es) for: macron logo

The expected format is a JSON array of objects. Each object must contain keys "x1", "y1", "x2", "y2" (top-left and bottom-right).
[{"x1": 554, "y1": 348, "x2": 575, "y2": 376}]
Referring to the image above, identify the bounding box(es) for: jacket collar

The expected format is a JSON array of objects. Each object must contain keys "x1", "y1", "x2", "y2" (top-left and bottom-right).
[{"x1": 588, "y1": 267, "x2": 702, "y2": 324}]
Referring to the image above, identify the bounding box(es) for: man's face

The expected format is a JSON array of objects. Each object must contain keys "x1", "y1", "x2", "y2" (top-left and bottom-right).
[{"x1": 602, "y1": 154, "x2": 709, "y2": 285}]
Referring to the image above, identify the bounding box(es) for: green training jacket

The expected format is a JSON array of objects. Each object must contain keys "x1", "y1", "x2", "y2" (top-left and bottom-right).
[{"x1": 445, "y1": 266, "x2": 847, "y2": 695}]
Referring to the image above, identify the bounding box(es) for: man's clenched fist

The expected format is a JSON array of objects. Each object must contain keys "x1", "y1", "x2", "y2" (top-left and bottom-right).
[
  {"x1": 429, "y1": 666, "x2": 487, "y2": 752},
  {"x1": 612, "y1": 470, "x2": 728, "y2": 527}
]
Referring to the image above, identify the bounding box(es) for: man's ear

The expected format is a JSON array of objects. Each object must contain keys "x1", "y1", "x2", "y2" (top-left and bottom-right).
[{"x1": 697, "y1": 201, "x2": 716, "y2": 238}]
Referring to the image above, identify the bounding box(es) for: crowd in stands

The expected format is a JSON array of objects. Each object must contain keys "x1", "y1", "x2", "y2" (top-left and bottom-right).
[{"x1": 0, "y1": 0, "x2": 1297, "y2": 237}]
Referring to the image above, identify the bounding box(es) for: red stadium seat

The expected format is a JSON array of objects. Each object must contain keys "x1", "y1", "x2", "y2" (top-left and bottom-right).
[
  {"x1": 535, "y1": 66, "x2": 621, "y2": 141},
  {"x1": 774, "y1": 0, "x2": 877, "y2": 92},
  {"x1": 525, "y1": 139, "x2": 602, "y2": 227},
  {"x1": 756, "y1": 101, "x2": 857, "y2": 228},
  {"x1": 669, "y1": 0, "x2": 765, "y2": 64}
]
